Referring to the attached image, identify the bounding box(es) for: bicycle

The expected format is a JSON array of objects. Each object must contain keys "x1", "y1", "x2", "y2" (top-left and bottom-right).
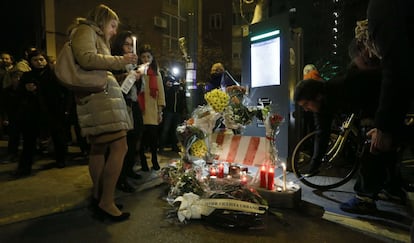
[{"x1": 291, "y1": 113, "x2": 368, "y2": 190}]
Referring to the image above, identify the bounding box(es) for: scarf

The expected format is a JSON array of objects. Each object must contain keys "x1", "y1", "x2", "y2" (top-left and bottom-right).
[{"x1": 137, "y1": 67, "x2": 158, "y2": 112}]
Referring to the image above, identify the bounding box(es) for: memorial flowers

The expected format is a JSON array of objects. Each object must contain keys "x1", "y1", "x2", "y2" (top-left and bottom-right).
[
  {"x1": 222, "y1": 85, "x2": 261, "y2": 130},
  {"x1": 262, "y1": 106, "x2": 284, "y2": 168},
  {"x1": 162, "y1": 88, "x2": 292, "y2": 228},
  {"x1": 263, "y1": 110, "x2": 284, "y2": 143},
  {"x1": 161, "y1": 157, "x2": 269, "y2": 228},
  {"x1": 204, "y1": 88, "x2": 230, "y2": 113}
]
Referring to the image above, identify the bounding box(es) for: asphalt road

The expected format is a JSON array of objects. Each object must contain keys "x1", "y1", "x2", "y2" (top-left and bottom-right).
[{"x1": 0, "y1": 183, "x2": 388, "y2": 243}]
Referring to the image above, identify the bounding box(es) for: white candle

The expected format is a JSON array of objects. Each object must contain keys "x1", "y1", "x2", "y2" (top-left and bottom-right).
[
  {"x1": 132, "y1": 36, "x2": 137, "y2": 55},
  {"x1": 282, "y1": 163, "x2": 287, "y2": 191}
]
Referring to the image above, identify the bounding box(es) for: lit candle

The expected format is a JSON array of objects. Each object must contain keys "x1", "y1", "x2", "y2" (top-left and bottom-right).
[
  {"x1": 132, "y1": 36, "x2": 137, "y2": 55},
  {"x1": 218, "y1": 163, "x2": 224, "y2": 178},
  {"x1": 260, "y1": 165, "x2": 267, "y2": 188},
  {"x1": 241, "y1": 174, "x2": 247, "y2": 185},
  {"x1": 267, "y1": 167, "x2": 274, "y2": 190},
  {"x1": 210, "y1": 166, "x2": 217, "y2": 177},
  {"x1": 229, "y1": 165, "x2": 240, "y2": 178},
  {"x1": 282, "y1": 163, "x2": 287, "y2": 191}
]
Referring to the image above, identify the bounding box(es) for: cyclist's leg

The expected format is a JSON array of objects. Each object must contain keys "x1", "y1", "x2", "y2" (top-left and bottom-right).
[
  {"x1": 353, "y1": 150, "x2": 389, "y2": 199},
  {"x1": 380, "y1": 150, "x2": 406, "y2": 201}
]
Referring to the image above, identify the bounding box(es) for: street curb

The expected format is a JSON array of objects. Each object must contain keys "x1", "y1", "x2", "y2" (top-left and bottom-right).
[{"x1": 323, "y1": 211, "x2": 410, "y2": 243}]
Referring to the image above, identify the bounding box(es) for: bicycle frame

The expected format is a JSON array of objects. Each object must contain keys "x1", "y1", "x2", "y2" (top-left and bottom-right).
[
  {"x1": 325, "y1": 113, "x2": 357, "y2": 162},
  {"x1": 291, "y1": 112, "x2": 364, "y2": 189}
]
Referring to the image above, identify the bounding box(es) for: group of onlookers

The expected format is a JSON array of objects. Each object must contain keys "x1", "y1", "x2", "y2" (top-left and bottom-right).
[
  {"x1": 0, "y1": 4, "x2": 188, "y2": 223},
  {"x1": 1, "y1": 0, "x2": 412, "y2": 225},
  {"x1": 0, "y1": 48, "x2": 75, "y2": 177}
]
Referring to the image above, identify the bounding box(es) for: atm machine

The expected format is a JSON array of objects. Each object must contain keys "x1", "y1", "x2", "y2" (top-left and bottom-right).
[{"x1": 241, "y1": 11, "x2": 304, "y2": 163}]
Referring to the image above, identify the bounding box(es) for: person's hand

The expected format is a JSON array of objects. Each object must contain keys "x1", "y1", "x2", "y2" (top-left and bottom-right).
[
  {"x1": 123, "y1": 53, "x2": 138, "y2": 64},
  {"x1": 25, "y1": 83, "x2": 37, "y2": 92},
  {"x1": 134, "y1": 70, "x2": 142, "y2": 80},
  {"x1": 158, "y1": 111, "x2": 163, "y2": 123},
  {"x1": 366, "y1": 128, "x2": 393, "y2": 153}
]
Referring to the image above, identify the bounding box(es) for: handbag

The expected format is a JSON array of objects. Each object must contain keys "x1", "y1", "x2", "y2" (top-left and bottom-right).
[{"x1": 55, "y1": 41, "x2": 107, "y2": 92}]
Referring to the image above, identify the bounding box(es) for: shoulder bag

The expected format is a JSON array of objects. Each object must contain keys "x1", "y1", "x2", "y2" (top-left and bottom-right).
[{"x1": 55, "y1": 40, "x2": 107, "y2": 93}]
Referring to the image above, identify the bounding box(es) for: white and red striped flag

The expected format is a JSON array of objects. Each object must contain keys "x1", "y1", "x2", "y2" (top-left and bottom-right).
[{"x1": 211, "y1": 131, "x2": 268, "y2": 167}]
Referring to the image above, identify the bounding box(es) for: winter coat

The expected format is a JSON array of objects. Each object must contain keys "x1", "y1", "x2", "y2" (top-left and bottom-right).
[
  {"x1": 141, "y1": 72, "x2": 165, "y2": 125},
  {"x1": 70, "y1": 20, "x2": 132, "y2": 137},
  {"x1": 163, "y1": 82, "x2": 186, "y2": 115},
  {"x1": 311, "y1": 66, "x2": 382, "y2": 162},
  {"x1": 368, "y1": 0, "x2": 414, "y2": 136}
]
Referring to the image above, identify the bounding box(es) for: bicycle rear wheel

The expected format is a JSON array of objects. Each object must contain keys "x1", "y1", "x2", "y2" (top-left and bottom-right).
[{"x1": 291, "y1": 131, "x2": 360, "y2": 190}]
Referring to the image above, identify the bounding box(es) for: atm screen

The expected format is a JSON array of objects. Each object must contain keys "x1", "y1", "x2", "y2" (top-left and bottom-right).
[{"x1": 250, "y1": 30, "x2": 281, "y2": 88}]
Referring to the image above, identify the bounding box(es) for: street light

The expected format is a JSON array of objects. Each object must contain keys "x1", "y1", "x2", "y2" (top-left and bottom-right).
[{"x1": 171, "y1": 66, "x2": 180, "y2": 76}]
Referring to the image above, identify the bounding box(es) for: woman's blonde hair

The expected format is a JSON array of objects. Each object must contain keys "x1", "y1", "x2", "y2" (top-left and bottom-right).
[{"x1": 86, "y1": 4, "x2": 119, "y2": 30}]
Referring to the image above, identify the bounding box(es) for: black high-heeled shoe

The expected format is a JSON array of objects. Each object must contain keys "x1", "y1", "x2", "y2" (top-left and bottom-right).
[
  {"x1": 90, "y1": 198, "x2": 123, "y2": 210},
  {"x1": 95, "y1": 206, "x2": 130, "y2": 222}
]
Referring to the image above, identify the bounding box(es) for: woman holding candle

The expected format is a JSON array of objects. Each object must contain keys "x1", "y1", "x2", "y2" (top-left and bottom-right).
[
  {"x1": 111, "y1": 30, "x2": 144, "y2": 192},
  {"x1": 68, "y1": 4, "x2": 138, "y2": 222}
]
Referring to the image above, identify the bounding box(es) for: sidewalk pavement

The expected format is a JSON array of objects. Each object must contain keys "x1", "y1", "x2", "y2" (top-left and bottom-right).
[
  {"x1": 0, "y1": 143, "x2": 172, "y2": 226},
  {"x1": 0, "y1": 142, "x2": 412, "y2": 242}
]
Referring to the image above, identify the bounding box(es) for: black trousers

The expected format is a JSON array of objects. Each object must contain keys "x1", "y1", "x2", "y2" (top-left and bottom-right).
[
  {"x1": 139, "y1": 124, "x2": 159, "y2": 171},
  {"x1": 354, "y1": 150, "x2": 401, "y2": 199},
  {"x1": 18, "y1": 117, "x2": 67, "y2": 174},
  {"x1": 118, "y1": 101, "x2": 143, "y2": 182}
]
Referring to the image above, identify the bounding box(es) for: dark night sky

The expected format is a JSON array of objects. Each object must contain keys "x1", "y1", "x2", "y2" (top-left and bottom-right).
[{"x1": 1, "y1": 1, "x2": 41, "y2": 59}]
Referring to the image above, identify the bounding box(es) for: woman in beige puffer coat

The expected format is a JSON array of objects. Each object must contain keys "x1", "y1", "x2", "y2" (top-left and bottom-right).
[{"x1": 67, "y1": 4, "x2": 139, "y2": 222}]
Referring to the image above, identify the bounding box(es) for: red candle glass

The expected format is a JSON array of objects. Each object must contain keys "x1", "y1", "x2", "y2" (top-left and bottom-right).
[
  {"x1": 260, "y1": 165, "x2": 267, "y2": 188},
  {"x1": 267, "y1": 167, "x2": 275, "y2": 190},
  {"x1": 218, "y1": 163, "x2": 224, "y2": 178}
]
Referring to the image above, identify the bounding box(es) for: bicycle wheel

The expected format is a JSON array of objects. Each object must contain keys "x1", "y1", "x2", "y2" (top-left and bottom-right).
[{"x1": 291, "y1": 131, "x2": 360, "y2": 190}]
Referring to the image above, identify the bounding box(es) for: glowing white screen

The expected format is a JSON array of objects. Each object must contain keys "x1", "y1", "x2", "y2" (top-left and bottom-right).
[{"x1": 250, "y1": 37, "x2": 280, "y2": 88}]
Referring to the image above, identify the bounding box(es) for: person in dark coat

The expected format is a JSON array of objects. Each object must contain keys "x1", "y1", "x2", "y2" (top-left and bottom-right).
[
  {"x1": 363, "y1": 0, "x2": 414, "y2": 151},
  {"x1": 205, "y1": 62, "x2": 235, "y2": 92},
  {"x1": 1, "y1": 70, "x2": 23, "y2": 162},
  {"x1": 13, "y1": 49, "x2": 69, "y2": 177},
  {"x1": 339, "y1": 0, "x2": 414, "y2": 214},
  {"x1": 294, "y1": 65, "x2": 382, "y2": 174},
  {"x1": 159, "y1": 73, "x2": 187, "y2": 152},
  {"x1": 295, "y1": 61, "x2": 404, "y2": 214}
]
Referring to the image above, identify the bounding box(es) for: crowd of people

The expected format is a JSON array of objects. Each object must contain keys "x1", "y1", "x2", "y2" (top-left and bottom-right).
[{"x1": 0, "y1": 4, "x2": 188, "y2": 222}]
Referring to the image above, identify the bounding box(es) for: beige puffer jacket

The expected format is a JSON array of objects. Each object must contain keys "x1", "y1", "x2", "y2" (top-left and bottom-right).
[{"x1": 70, "y1": 20, "x2": 132, "y2": 136}]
